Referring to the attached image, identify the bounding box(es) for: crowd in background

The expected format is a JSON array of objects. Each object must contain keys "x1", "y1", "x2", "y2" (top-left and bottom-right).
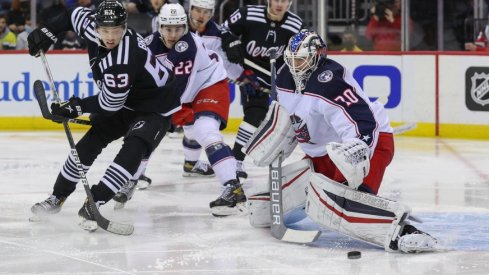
[{"x1": 0, "y1": 0, "x2": 488, "y2": 52}]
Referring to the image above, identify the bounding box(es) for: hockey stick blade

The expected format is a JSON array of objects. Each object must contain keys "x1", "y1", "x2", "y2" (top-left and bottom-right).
[
  {"x1": 393, "y1": 122, "x2": 417, "y2": 135},
  {"x1": 269, "y1": 153, "x2": 321, "y2": 243},
  {"x1": 33, "y1": 80, "x2": 91, "y2": 126}
]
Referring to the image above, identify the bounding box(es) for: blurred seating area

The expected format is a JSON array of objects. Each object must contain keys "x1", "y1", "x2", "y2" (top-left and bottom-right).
[{"x1": 0, "y1": 0, "x2": 487, "y2": 51}]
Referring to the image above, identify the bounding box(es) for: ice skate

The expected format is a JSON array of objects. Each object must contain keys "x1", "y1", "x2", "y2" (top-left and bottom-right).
[
  {"x1": 183, "y1": 160, "x2": 215, "y2": 177},
  {"x1": 210, "y1": 179, "x2": 247, "y2": 217},
  {"x1": 113, "y1": 180, "x2": 137, "y2": 210},
  {"x1": 78, "y1": 198, "x2": 98, "y2": 232},
  {"x1": 236, "y1": 160, "x2": 248, "y2": 179},
  {"x1": 136, "y1": 174, "x2": 152, "y2": 190},
  {"x1": 393, "y1": 224, "x2": 439, "y2": 253},
  {"x1": 30, "y1": 195, "x2": 66, "y2": 221}
]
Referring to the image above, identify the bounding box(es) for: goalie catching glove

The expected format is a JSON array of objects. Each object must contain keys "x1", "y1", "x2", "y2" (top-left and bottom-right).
[
  {"x1": 243, "y1": 101, "x2": 297, "y2": 166},
  {"x1": 51, "y1": 97, "x2": 84, "y2": 119},
  {"x1": 326, "y1": 138, "x2": 370, "y2": 189}
]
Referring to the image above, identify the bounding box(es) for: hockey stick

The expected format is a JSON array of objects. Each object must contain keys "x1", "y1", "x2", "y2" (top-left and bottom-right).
[
  {"x1": 33, "y1": 82, "x2": 91, "y2": 126},
  {"x1": 227, "y1": 78, "x2": 271, "y2": 94},
  {"x1": 269, "y1": 153, "x2": 321, "y2": 243},
  {"x1": 392, "y1": 122, "x2": 417, "y2": 135},
  {"x1": 244, "y1": 58, "x2": 271, "y2": 77},
  {"x1": 37, "y1": 52, "x2": 134, "y2": 235},
  {"x1": 268, "y1": 49, "x2": 321, "y2": 243}
]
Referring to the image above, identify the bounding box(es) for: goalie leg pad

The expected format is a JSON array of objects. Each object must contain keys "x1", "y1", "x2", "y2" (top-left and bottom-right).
[
  {"x1": 305, "y1": 172, "x2": 411, "y2": 250},
  {"x1": 248, "y1": 159, "x2": 312, "y2": 227},
  {"x1": 243, "y1": 101, "x2": 297, "y2": 167}
]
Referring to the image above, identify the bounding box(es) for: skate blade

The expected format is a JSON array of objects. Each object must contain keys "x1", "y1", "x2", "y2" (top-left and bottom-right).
[
  {"x1": 182, "y1": 172, "x2": 216, "y2": 178},
  {"x1": 79, "y1": 218, "x2": 98, "y2": 232},
  {"x1": 211, "y1": 202, "x2": 248, "y2": 217},
  {"x1": 136, "y1": 182, "x2": 151, "y2": 190},
  {"x1": 113, "y1": 201, "x2": 126, "y2": 210},
  {"x1": 29, "y1": 215, "x2": 43, "y2": 222}
]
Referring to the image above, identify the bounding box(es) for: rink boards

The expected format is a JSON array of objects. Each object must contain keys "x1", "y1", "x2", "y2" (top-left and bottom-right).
[{"x1": 1, "y1": 51, "x2": 488, "y2": 139}]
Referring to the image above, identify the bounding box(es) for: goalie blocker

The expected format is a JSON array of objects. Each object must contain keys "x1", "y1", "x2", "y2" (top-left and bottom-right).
[
  {"x1": 247, "y1": 161, "x2": 439, "y2": 253},
  {"x1": 242, "y1": 101, "x2": 297, "y2": 167}
]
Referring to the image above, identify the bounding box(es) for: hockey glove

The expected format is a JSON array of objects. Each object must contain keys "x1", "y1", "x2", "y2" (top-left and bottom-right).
[
  {"x1": 27, "y1": 26, "x2": 58, "y2": 57},
  {"x1": 51, "y1": 97, "x2": 84, "y2": 119},
  {"x1": 221, "y1": 32, "x2": 245, "y2": 65},
  {"x1": 237, "y1": 69, "x2": 263, "y2": 96}
]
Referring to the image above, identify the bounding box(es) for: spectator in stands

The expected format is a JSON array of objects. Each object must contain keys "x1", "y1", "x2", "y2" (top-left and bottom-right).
[
  {"x1": 78, "y1": 0, "x2": 96, "y2": 10},
  {"x1": 366, "y1": 0, "x2": 410, "y2": 51},
  {"x1": 341, "y1": 27, "x2": 363, "y2": 52},
  {"x1": 465, "y1": 14, "x2": 489, "y2": 52},
  {"x1": 54, "y1": 30, "x2": 86, "y2": 50},
  {"x1": 39, "y1": 0, "x2": 67, "y2": 25},
  {"x1": 0, "y1": 14, "x2": 16, "y2": 50},
  {"x1": 126, "y1": 0, "x2": 166, "y2": 33},
  {"x1": 7, "y1": 0, "x2": 30, "y2": 34}
]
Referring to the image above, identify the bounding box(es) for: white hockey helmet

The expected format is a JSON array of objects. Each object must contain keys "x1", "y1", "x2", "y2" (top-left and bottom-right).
[
  {"x1": 189, "y1": 0, "x2": 215, "y2": 14},
  {"x1": 284, "y1": 29, "x2": 327, "y2": 91},
  {"x1": 159, "y1": 3, "x2": 188, "y2": 33}
]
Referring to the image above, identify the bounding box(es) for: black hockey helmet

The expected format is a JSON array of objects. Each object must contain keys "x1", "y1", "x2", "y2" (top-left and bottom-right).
[{"x1": 95, "y1": 0, "x2": 127, "y2": 27}]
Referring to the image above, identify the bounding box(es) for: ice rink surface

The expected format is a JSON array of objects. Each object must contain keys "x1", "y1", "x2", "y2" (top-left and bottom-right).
[{"x1": 1, "y1": 131, "x2": 488, "y2": 275}]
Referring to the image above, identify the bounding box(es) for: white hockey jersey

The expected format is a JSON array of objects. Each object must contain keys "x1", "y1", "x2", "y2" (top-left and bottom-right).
[
  {"x1": 276, "y1": 58, "x2": 393, "y2": 158},
  {"x1": 146, "y1": 31, "x2": 227, "y2": 103},
  {"x1": 192, "y1": 20, "x2": 243, "y2": 80}
]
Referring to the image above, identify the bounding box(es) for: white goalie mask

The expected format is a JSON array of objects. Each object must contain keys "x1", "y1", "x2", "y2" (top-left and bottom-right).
[
  {"x1": 159, "y1": 3, "x2": 188, "y2": 47},
  {"x1": 284, "y1": 30, "x2": 327, "y2": 91}
]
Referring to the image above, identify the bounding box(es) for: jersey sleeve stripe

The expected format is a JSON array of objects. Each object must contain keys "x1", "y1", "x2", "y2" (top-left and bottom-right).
[
  {"x1": 123, "y1": 36, "x2": 130, "y2": 64},
  {"x1": 107, "y1": 53, "x2": 113, "y2": 67},
  {"x1": 117, "y1": 41, "x2": 123, "y2": 64},
  {"x1": 281, "y1": 24, "x2": 300, "y2": 33},
  {"x1": 98, "y1": 85, "x2": 129, "y2": 112},
  {"x1": 287, "y1": 16, "x2": 303, "y2": 26},
  {"x1": 247, "y1": 16, "x2": 266, "y2": 23},
  {"x1": 248, "y1": 11, "x2": 264, "y2": 17}
]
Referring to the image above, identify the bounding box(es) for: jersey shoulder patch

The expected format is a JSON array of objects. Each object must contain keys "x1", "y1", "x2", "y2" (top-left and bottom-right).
[
  {"x1": 175, "y1": 41, "x2": 189, "y2": 52},
  {"x1": 317, "y1": 70, "x2": 334, "y2": 83}
]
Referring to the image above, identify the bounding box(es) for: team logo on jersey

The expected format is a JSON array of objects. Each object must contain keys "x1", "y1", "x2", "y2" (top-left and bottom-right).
[
  {"x1": 266, "y1": 30, "x2": 277, "y2": 43},
  {"x1": 132, "y1": 121, "x2": 146, "y2": 130},
  {"x1": 465, "y1": 67, "x2": 489, "y2": 111},
  {"x1": 318, "y1": 70, "x2": 333, "y2": 83},
  {"x1": 290, "y1": 113, "x2": 314, "y2": 144},
  {"x1": 175, "y1": 41, "x2": 189, "y2": 52}
]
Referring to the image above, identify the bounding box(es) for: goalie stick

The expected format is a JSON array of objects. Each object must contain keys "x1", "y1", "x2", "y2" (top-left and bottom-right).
[
  {"x1": 35, "y1": 52, "x2": 134, "y2": 235},
  {"x1": 227, "y1": 78, "x2": 271, "y2": 94},
  {"x1": 392, "y1": 122, "x2": 417, "y2": 135},
  {"x1": 268, "y1": 49, "x2": 321, "y2": 243}
]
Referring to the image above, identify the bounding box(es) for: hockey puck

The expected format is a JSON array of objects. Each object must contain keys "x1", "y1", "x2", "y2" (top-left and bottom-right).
[{"x1": 347, "y1": 251, "x2": 361, "y2": 259}]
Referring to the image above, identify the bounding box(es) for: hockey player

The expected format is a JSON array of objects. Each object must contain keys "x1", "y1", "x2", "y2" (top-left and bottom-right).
[
  {"x1": 112, "y1": 0, "x2": 245, "y2": 209},
  {"x1": 221, "y1": 0, "x2": 304, "y2": 179},
  {"x1": 176, "y1": 0, "x2": 243, "y2": 177},
  {"x1": 28, "y1": 0, "x2": 181, "y2": 231},
  {"x1": 244, "y1": 30, "x2": 439, "y2": 253},
  {"x1": 188, "y1": 0, "x2": 242, "y2": 80},
  {"x1": 147, "y1": 3, "x2": 245, "y2": 216}
]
